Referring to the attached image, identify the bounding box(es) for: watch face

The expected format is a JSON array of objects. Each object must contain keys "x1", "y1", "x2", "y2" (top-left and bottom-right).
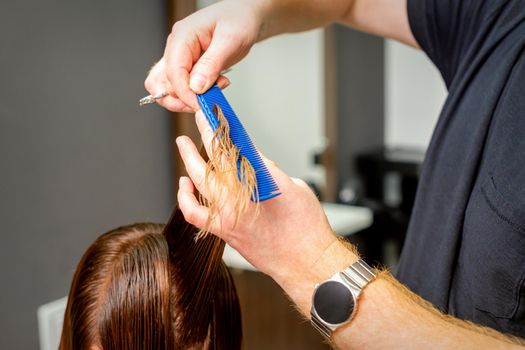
[{"x1": 313, "y1": 280, "x2": 354, "y2": 324}]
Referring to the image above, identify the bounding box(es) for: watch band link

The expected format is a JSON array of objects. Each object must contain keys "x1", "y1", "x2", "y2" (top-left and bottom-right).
[
  {"x1": 340, "y1": 259, "x2": 376, "y2": 291},
  {"x1": 311, "y1": 312, "x2": 333, "y2": 339}
]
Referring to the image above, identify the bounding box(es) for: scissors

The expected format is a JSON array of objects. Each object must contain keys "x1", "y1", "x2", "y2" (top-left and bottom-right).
[{"x1": 139, "y1": 69, "x2": 232, "y2": 106}]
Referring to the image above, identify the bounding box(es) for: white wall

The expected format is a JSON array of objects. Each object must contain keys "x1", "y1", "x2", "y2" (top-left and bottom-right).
[
  {"x1": 384, "y1": 40, "x2": 447, "y2": 150},
  {"x1": 224, "y1": 30, "x2": 326, "y2": 184}
]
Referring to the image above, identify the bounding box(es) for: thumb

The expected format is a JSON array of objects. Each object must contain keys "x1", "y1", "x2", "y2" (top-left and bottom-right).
[{"x1": 189, "y1": 36, "x2": 235, "y2": 94}]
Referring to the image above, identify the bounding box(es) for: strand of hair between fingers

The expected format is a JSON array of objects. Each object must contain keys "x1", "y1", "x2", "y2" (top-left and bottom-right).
[{"x1": 196, "y1": 105, "x2": 258, "y2": 239}]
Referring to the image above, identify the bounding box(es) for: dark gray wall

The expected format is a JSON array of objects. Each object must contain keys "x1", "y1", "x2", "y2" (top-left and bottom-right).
[
  {"x1": 0, "y1": 1, "x2": 172, "y2": 348},
  {"x1": 333, "y1": 25, "x2": 384, "y2": 193}
]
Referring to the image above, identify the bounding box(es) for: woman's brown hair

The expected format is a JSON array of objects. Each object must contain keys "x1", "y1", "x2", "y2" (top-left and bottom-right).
[
  {"x1": 61, "y1": 106, "x2": 249, "y2": 349},
  {"x1": 60, "y1": 211, "x2": 242, "y2": 349}
]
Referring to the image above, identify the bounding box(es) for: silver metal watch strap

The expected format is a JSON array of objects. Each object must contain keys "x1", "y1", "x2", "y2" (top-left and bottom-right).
[
  {"x1": 311, "y1": 312, "x2": 333, "y2": 339},
  {"x1": 311, "y1": 259, "x2": 376, "y2": 339},
  {"x1": 340, "y1": 259, "x2": 376, "y2": 293}
]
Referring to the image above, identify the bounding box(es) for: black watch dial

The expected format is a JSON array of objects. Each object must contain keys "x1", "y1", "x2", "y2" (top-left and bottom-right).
[{"x1": 313, "y1": 280, "x2": 354, "y2": 324}]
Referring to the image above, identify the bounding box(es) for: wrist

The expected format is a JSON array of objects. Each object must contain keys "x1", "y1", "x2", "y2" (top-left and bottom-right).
[
  {"x1": 311, "y1": 237, "x2": 360, "y2": 283},
  {"x1": 252, "y1": 0, "x2": 276, "y2": 42},
  {"x1": 275, "y1": 234, "x2": 360, "y2": 316}
]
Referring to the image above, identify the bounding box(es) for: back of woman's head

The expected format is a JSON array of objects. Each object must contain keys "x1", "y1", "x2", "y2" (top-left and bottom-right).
[
  {"x1": 60, "y1": 213, "x2": 242, "y2": 350},
  {"x1": 62, "y1": 108, "x2": 251, "y2": 349},
  {"x1": 60, "y1": 223, "x2": 173, "y2": 349}
]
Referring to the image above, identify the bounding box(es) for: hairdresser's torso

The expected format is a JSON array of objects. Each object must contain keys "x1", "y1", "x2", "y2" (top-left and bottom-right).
[{"x1": 397, "y1": 0, "x2": 525, "y2": 337}]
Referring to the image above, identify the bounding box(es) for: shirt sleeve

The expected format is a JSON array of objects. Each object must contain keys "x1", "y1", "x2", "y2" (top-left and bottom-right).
[{"x1": 407, "y1": 0, "x2": 498, "y2": 86}]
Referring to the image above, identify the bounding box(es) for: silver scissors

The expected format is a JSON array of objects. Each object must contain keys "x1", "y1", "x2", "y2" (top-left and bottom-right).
[{"x1": 139, "y1": 68, "x2": 232, "y2": 106}]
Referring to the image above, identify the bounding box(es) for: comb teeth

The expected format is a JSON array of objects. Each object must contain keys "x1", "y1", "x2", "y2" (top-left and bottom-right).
[{"x1": 197, "y1": 85, "x2": 281, "y2": 201}]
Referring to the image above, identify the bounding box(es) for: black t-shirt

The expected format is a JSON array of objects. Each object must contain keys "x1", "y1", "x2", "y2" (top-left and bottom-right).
[{"x1": 397, "y1": 0, "x2": 525, "y2": 337}]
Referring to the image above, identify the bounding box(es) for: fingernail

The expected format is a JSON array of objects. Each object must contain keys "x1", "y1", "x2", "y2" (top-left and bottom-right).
[
  {"x1": 190, "y1": 73, "x2": 207, "y2": 93},
  {"x1": 195, "y1": 110, "x2": 205, "y2": 122},
  {"x1": 175, "y1": 136, "x2": 184, "y2": 148},
  {"x1": 221, "y1": 79, "x2": 231, "y2": 89}
]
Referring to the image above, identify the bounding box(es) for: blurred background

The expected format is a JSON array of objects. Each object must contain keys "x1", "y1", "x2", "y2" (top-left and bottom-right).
[{"x1": 0, "y1": 0, "x2": 446, "y2": 348}]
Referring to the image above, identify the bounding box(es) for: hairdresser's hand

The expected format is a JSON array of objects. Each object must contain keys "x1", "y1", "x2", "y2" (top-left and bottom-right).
[
  {"x1": 144, "y1": 1, "x2": 265, "y2": 112},
  {"x1": 176, "y1": 111, "x2": 359, "y2": 311}
]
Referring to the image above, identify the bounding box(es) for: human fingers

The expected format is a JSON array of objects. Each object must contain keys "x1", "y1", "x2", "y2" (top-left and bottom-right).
[
  {"x1": 194, "y1": 109, "x2": 241, "y2": 182},
  {"x1": 144, "y1": 59, "x2": 194, "y2": 112},
  {"x1": 144, "y1": 59, "x2": 173, "y2": 101},
  {"x1": 163, "y1": 39, "x2": 230, "y2": 111},
  {"x1": 143, "y1": 75, "x2": 227, "y2": 112},
  {"x1": 178, "y1": 175, "x2": 238, "y2": 243},
  {"x1": 216, "y1": 75, "x2": 231, "y2": 89},
  {"x1": 175, "y1": 135, "x2": 232, "y2": 204},
  {"x1": 195, "y1": 110, "x2": 215, "y2": 158},
  {"x1": 164, "y1": 29, "x2": 200, "y2": 110},
  {"x1": 144, "y1": 59, "x2": 166, "y2": 95},
  {"x1": 177, "y1": 141, "x2": 238, "y2": 240},
  {"x1": 161, "y1": 0, "x2": 261, "y2": 109},
  {"x1": 176, "y1": 136, "x2": 208, "y2": 192},
  {"x1": 177, "y1": 176, "x2": 210, "y2": 228},
  {"x1": 158, "y1": 74, "x2": 229, "y2": 111},
  {"x1": 188, "y1": 32, "x2": 238, "y2": 94},
  {"x1": 156, "y1": 96, "x2": 194, "y2": 112}
]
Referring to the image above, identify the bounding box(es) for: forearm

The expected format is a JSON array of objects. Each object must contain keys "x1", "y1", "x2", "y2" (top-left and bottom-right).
[
  {"x1": 256, "y1": 0, "x2": 417, "y2": 48},
  {"x1": 339, "y1": 274, "x2": 524, "y2": 349},
  {"x1": 275, "y1": 240, "x2": 525, "y2": 349},
  {"x1": 256, "y1": 0, "x2": 353, "y2": 41}
]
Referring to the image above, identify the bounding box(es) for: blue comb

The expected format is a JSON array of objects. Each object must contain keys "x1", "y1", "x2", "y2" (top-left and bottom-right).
[{"x1": 197, "y1": 84, "x2": 281, "y2": 201}]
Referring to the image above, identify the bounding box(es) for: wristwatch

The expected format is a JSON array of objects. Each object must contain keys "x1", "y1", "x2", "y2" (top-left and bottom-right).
[{"x1": 310, "y1": 259, "x2": 376, "y2": 338}]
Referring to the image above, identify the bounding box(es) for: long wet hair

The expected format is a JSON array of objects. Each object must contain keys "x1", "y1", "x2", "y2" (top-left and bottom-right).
[
  {"x1": 60, "y1": 106, "x2": 249, "y2": 349},
  {"x1": 59, "y1": 212, "x2": 242, "y2": 349}
]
